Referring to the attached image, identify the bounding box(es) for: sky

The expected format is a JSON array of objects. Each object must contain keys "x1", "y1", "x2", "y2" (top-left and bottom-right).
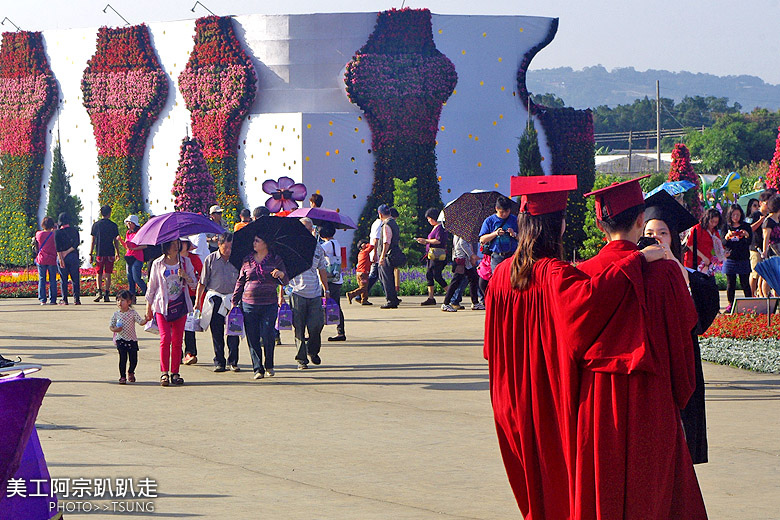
[{"x1": 3, "y1": 0, "x2": 780, "y2": 84}]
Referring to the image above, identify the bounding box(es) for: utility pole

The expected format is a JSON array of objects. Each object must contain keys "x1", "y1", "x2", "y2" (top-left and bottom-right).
[
  {"x1": 627, "y1": 130, "x2": 633, "y2": 173},
  {"x1": 656, "y1": 80, "x2": 661, "y2": 173}
]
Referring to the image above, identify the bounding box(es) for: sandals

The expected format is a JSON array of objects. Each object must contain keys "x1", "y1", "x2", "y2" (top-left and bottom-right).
[
  {"x1": 160, "y1": 374, "x2": 169, "y2": 387},
  {"x1": 171, "y1": 373, "x2": 184, "y2": 386}
]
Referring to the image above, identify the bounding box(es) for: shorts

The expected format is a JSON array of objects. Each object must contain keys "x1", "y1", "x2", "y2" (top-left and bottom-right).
[
  {"x1": 96, "y1": 256, "x2": 115, "y2": 274},
  {"x1": 116, "y1": 339, "x2": 139, "y2": 353},
  {"x1": 749, "y1": 250, "x2": 762, "y2": 280}
]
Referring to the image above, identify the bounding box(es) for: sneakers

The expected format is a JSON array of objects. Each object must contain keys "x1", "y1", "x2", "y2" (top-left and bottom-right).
[
  {"x1": 94, "y1": 293, "x2": 103, "y2": 302},
  {"x1": 229, "y1": 364, "x2": 241, "y2": 372},
  {"x1": 420, "y1": 298, "x2": 436, "y2": 306},
  {"x1": 213, "y1": 366, "x2": 226, "y2": 373},
  {"x1": 267, "y1": 368, "x2": 275, "y2": 377},
  {"x1": 361, "y1": 300, "x2": 373, "y2": 306},
  {"x1": 441, "y1": 304, "x2": 457, "y2": 312},
  {"x1": 58, "y1": 300, "x2": 68, "y2": 306},
  {"x1": 310, "y1": 354, "x2": 321, "y2": 365},
  {"x1": 128, "y1": 373, "x2": 136, "y2": 383},
  {"x1": 297, "y1": 363, "x2": 308, "y2": 370},
  {"x1": 471, "y1": 303, "x2": 486, "y2": 310},
  {"x1": 183, "y1": 354, "x2": 197, "y2": 365},
  {"x1": 328, "y1": 335, "x2": 346, "y2": 342},
  {"x1": 380, "y1": 303, "x2": 398, "y2": 309},
  {"x1": 74, "y1": 300, "x2": 82, "y2": 305},
  {"x1": 451, "y1": 304, "x2": 465, "y2": 311},
  {"x1": 119, "y1": 377, "x2": 127, "y2": 384},
  {"x1": 253, "y1": 371, "x2": 264, "y2": 380}
]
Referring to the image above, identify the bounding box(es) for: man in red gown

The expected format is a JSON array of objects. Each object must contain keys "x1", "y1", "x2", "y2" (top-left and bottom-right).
[
  {"x1": 575, "y1": 178, "x2": 707, "y2": 519},
  {"x1": 485, "y1": 176, "x2": 670, "y2": 519}
]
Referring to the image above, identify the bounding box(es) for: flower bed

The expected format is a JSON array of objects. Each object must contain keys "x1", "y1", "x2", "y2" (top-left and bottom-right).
[
  {"x1": 0, "y1": 267, "x2": 128, "y2": 298},
  {"x1": 0, "y1": 31, "x2": 59, "y2": 265},
  {"x1": 341, "y1": 266, "x2": 455, "y2": 297},
  {"x1": 700, "y1": 313, "x2": 780, "y2": 373}
]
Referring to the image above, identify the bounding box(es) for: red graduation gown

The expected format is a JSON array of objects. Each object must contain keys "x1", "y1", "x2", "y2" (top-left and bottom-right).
[
  {"x1": 576, "y1": 240, "x2": 707, "y2": 519},
  {"x1": 484, "y1": 252, "x2": 648, "y2": 519}
]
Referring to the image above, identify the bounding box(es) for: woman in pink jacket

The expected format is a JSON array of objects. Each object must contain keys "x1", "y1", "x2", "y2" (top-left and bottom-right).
[{"x1": 145, "y1": 239, "x2": 197, "y2": 387}]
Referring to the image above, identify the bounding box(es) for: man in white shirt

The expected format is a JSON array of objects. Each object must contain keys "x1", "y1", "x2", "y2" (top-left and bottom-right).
[{"x1": 359, "y1": 207, "x2": 384, "y2": 302}]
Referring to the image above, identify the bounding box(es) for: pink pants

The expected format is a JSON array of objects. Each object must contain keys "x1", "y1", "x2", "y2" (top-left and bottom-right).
[{"x1": 156, "y1": 313, "x2": 186, "y2": 374}]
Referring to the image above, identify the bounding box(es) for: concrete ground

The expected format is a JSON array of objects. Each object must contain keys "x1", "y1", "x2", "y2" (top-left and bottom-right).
[{"x1": 0, "y1": 295, "x2": 778, "y2": 519}]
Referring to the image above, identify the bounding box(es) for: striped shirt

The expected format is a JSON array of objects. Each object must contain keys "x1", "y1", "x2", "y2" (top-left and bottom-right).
[{"x1": 288, "y1": 245, "x2": 327, "y2": 299}]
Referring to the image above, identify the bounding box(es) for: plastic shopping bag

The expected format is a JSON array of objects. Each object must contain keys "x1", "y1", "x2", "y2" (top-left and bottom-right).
[
  {"x1": 323, "y1": 298, "x2": 340, "y2": 326},
  {"x1": 144, "y1": 320, "x2": 159, "y2": 335},
  {"x1": 184, "y1": 310, "x2": 204, "y2": 332},
  {"x1": 226, "y1": 307, "x2": 245, "y2": 336},
  {"x1": 276, "y1": 303, "x2": 293, "y2": 330}
]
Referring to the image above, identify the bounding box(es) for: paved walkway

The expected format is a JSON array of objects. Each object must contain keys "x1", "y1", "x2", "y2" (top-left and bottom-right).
[{"x1": 0, "y1": 296, "x2": 778, "y2": 519}]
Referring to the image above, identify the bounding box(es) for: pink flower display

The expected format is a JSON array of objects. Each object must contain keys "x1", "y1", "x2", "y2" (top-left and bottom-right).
[
  {"x1": 172, "y1": 137, "x2": 217, "y2": 214},
  {"x1": 81, "y1": 24, "x2": 168, "y2": 212},
  {"x1": 0, "y1": 31, "x2": 58, "y2": 265},
  {"x1": 262, "y1": 176, "x2": 307, "y2": 213},
  {"x1": 178, "y1": 16, "x2": 257, "y2": 221}
]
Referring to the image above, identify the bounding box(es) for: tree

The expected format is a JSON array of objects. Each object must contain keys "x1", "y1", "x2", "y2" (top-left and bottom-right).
[
  {"x1": 517, "y1": 119, "x2": 544, "y2": 176},
  {"x1": 531, "y1": 92, "x2": 565, "y2": 108},
  {"x1": 46, "y1": 140, "x2": 83, "y2": 226},
  {"x1": 172, "y1": 137, "x2": 217, "y2": 214},
  {"x1": 392, "y1": 177, "x2": 419, "y2": 266}
]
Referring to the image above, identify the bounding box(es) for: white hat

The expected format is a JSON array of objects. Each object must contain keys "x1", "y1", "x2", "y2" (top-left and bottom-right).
[
  {"x1": 124, "y1": 214, "x2": 140, "y2": 226},
  {"x1": 209, "y1": 205, "x2": 224, "y2": 214}
]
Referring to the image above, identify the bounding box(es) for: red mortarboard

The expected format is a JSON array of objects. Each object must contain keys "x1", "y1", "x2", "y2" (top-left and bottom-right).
[
  {"x1": 511, "y1": 175, "x2": 578, "y2": 215},
  {"x1": 583, "y1": 174, "x2": 650, "y2": 220}
]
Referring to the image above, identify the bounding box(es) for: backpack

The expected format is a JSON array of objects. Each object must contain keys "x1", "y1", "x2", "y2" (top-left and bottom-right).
[{"x1": 324, "y1": 241, "x2": 341, "y2": 283}]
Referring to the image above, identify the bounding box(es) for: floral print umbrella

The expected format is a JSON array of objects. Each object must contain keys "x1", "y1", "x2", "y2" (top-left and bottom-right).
[{"x1": 263, "y1": 176, "x2": 307, "y2": 213}]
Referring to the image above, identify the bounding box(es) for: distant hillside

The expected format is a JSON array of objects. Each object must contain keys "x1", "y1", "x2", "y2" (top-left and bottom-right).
[{"x1": 525, "y1": 66, "x2": 780, "y2": 111}]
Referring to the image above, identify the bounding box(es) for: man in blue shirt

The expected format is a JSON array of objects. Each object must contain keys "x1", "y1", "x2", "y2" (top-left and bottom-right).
[{"x1": 479, "y1": 196, "x2": 519, "y2": 272}]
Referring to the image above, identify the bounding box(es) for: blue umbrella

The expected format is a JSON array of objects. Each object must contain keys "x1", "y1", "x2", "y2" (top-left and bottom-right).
[
  {"x1": 754, "y1": 257, "x2": 780, "y2": 326},
  {"x1": 131, "y1": 212, "x2": 225, "y2": 246},
  {"x1": 645, "y1": 180, "x2": 696, "y2": 198}
]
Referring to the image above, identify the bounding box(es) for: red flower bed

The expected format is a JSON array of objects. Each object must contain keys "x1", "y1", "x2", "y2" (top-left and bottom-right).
[{"x1": 702, "y1": 313, "x2": 780, "y2": 340}]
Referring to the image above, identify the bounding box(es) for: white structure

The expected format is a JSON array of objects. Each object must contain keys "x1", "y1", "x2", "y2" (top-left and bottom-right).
[{"x1": 39, "y1": 12, "x2": 557, "y2": 252}]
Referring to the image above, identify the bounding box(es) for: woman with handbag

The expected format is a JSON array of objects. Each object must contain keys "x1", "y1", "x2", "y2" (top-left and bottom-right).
[
  {"x1": 416, "y1": 207, "x2": 448, "y2": 306},
  {"x1": 33, "y1": 216, "x2": 58, "y2": 305},
  {"x1": 231, "y1": 232, "x2": 288, "y2": 380},
  {"x1": 319, "y1": 223, "x2": 347, "y2": 342},
  {"x1": 145, "y1": 239, "x2": 197, "y2": 387}
]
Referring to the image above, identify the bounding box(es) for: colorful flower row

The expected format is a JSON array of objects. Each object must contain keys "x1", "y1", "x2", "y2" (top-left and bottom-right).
[
  {"x1": 702, "y1": 313, "x2": 780, "y2": 340},
  {"x1": 344, "y1": 8, "x2": 455, "y2": 254},
  {"x1": 766, "y1": 126, "x2": 780, "y2": 189},
  {"x1": 179, "y1": 16, "x2": 256, "y2": 221},
  {"x1": 81, "y1": 24, "x2": 168, "y2": 212}
]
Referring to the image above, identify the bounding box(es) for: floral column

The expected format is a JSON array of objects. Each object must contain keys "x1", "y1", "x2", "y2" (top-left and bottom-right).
[
  {"x1": 81, "y1": 24, "x2": 168, "y2": 216},
  {"x1": 344, "y1": 8, "x2": 457, "y2": 242},
  {"x1": 178, "y1": 16, "x2": 257, "y2": 223},
  {"x1": 172, "y1": 137, "x2": 216, "y2": 213},
  {"x1": 0, "y1": 31, "x2": 58, "y2": 265},
  {"x1": 766, "y1": 127, "x2": 780, "y2": 190}
]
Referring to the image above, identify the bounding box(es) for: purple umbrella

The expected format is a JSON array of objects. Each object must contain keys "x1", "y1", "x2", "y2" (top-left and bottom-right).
[
  {"x1": 0, "y1": 374, "x2": 50, "y2": 501},
  {"x1": 286, "y1": 207, "x2": 357, "y2": 230},
  {"x1": 130, "y1": 212, "x2": 225, "y2": 246},
  {"x1": 1, "y1": 428, "x2": 57, "y2": 518}
]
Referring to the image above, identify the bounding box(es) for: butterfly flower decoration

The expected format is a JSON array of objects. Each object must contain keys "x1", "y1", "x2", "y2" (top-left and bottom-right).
[{"x1": 262, "y1": 176, "x2": 307, "y2": 213}]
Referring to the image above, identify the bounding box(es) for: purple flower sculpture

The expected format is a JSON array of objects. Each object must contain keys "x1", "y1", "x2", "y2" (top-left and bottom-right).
[{"x1": 262, "y1": 176, "x2": 307, "y2": 213}]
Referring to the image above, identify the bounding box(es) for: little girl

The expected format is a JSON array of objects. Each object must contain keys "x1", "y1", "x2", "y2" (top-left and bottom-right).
[{"x1": 110, "y1": 289, "x2": 148, "y2": 384}]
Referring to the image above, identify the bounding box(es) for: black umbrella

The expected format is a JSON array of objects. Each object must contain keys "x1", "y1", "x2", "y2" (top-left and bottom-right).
[
  {"x1": 441, "y1": 190, "x2": 519, "y2": 243},
  {"x1": 230, "y1": 216, "x2": 317, "y2": 279}
]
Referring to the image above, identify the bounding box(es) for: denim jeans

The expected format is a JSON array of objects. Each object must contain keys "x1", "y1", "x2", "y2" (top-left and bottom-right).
[
  {"x1": 450, "y1": 275, "x2": 468, "y2": 305},
  {"x1": 37, "y1": 264, "x2": 57, "y2": 303},
  {"x1": 242, "y1": 302, "x2": 278, "y2": 374},
  {"x1": 58, "y1": 252, "x2": 80, "y2": 302},
  {"x1": 209, "y1": 295, "x2": 239, "y2": 368},
  {"x1": 366, "y1": 262, "x2": 380, "y2": 293},
  {"x1": 125, "y1": 256, "x2": 147, "y2": 296},
  {"x1": 291, "y1": 293, "x2": 324, "y2": 364}
]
